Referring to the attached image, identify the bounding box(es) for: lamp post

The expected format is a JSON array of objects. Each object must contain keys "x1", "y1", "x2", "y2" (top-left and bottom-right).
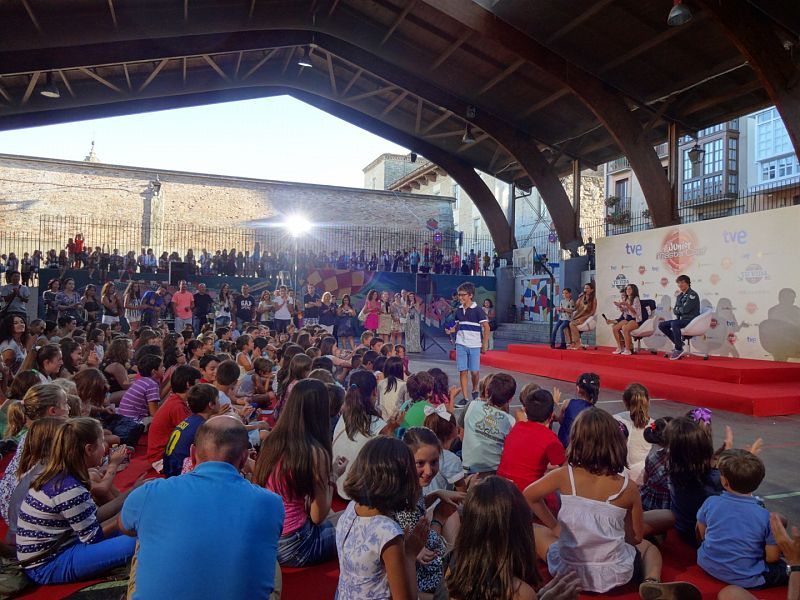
[{"x1": 284, "y1": 215, "x2": 312, "y2": 294}]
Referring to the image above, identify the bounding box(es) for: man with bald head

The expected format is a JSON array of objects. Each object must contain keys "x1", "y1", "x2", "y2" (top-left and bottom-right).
[{"x1": 120, "y1": 416, "x2": 284, "y2": 599}]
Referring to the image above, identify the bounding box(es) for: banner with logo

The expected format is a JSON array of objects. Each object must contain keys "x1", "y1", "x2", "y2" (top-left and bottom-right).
[{"x1": 596, "y1": 205, "x2": 800, "y2": 362}]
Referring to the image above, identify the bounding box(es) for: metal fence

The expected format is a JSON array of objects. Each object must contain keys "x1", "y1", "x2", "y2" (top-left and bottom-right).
[{"x1": 0, "y1": 215, "x2": 497, "y2": 262}]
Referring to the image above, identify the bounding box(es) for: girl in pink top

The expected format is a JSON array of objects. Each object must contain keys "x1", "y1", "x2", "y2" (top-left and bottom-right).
[
  {"x1": 253, "y1": 379, "x2": 347, "y2": 567},
  {"x1": 363, "y1": 290, "x2": 381, "y2": 332}
]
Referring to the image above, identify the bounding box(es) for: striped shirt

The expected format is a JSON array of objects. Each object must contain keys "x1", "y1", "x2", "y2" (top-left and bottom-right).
[
  {"x1": 117, "y1": 377, "x2": 160, "y2": 421},
  {"x1": 454, "y1": 302, "x2": 488, "y2": 348},
  {"x1": 16, "y1": 473, "x2": 103, "y2": 568}
]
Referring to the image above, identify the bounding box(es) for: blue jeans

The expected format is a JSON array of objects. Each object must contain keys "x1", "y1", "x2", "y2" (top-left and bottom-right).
[
  {"x1": 455, "y1": 344, "x2": 481, "y2": 372},
  {"x1": 276, "y1": 519, "x2": 336, "y2": 567},
  {"x1": 551, "y1": 320, "x2": 571, "y2": 347},
  {"x1": 658, "y1": 318, "x2": 692, "y2": 350},
  {"x1": 26, "y1": 535, "x2": 137, "y2": 585}
]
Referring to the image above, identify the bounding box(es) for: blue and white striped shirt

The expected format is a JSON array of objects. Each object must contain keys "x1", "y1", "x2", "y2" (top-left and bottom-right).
[
  {"x1": 454, "y1": 302, "x2": 488, "y2": 348},
  {"x1": 16, "y1": 473, "x2": 103, "y2": 568}
]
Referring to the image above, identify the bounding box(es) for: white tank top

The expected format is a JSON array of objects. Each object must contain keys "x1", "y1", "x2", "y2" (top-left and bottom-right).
[{"x1": 546, "y1": 465, "x2": 636, "y2": 593}]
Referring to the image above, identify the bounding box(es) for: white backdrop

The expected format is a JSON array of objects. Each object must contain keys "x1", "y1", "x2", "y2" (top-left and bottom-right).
[{"x1": 596, "y1": 205, "x2": 800, "y2": 362}]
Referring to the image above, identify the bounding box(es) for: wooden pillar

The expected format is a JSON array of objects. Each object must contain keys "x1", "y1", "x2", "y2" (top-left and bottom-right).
[
  {"x1": 572, "y1": 159, "x2": 581, "y2": 246},
  {"x1": 667, "y1": 121, "x2": 679, "y2": 222}
]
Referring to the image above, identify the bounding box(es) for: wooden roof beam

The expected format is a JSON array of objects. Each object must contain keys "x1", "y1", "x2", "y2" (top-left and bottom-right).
[
  {"x1": 20, "y1": 72, "x2": 40, "y2": 106},
  {"x1": 20, "y1": 0, "x2": 42, "y2": 34},
  {"x1": 107, "y1": 0, "x2": 118, "y2": 29},
  {"x1": 381, "y1": 90, "x2": 408, "y2": 115},
  {"x1": 78, "y1": 67, "x2": 124, "y2": 94},
  {"x1": 381, "y1": 0, "x2": 418, "y2": 46},
  {"x1": 202, "y1": 55, "x2": 230, "y2": 82},
  {"x1": 546, "y1": 0, "x2": 614, "y2": 45},
  {"x1": 430, "y1": 30, "x2": 471, "y2": 71},
  {"x1": 57, "y1": 70, "x2": 76, "y2": 98},
  {"x1": 138, "y1": 59, "x2": 170, "y2": 93},
  {"x1": 477, "y1": 58, "x2": 524, "y2": 96}
]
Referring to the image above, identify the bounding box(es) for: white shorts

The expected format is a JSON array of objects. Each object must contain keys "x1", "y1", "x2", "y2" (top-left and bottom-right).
[{"x1": 102, "y1": 315, "x2": 120, "y2": 325}]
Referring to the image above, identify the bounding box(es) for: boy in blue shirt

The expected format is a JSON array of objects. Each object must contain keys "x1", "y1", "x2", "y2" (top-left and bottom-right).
[
  {"x1": 163, "y1": 383, "x2": 219, "y2": 477},
  {"x1": 697, "y1": 449, "x2": 788, "y2": 589},
  {"x1": 445, "y1": 282, "x2": 490, "y2": 405}
]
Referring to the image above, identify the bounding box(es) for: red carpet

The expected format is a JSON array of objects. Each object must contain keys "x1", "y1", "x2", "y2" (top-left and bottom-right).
[{"x1": 480, "y1": 345, "x2": 800, "y2": 416}]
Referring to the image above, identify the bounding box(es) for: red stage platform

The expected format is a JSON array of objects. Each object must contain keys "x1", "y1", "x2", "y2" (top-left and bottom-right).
[{"x1": 480, "y1": 345, "x2": 800, "y2": 416}]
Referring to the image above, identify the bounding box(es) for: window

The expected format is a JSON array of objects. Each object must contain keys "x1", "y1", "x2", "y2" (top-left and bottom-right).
[
  {"x1": 703, "y1": 138, "x2": 724, "y2": 175},
  {"x1": 682, "y1": 180, "x2": 701, "y2": 202},
  {"x1": 760, "y1": 156, "x2": 799, "y2": 182},
  {"x1": 728, "y1": 137, "x2": 738, "y2": 171},
  {"x1": 453, "y1": 183, "x2": 460, "y2": 210},
  {"x1": 703, "y1": 174, "x2": 723, "y2": 197},
  {"x1": 683, "y1": 149, "x2": 693, "y2": 180},
  {"x1": 473, "y1": 217, "x2": 480, "y2": 239},
  {"x1": 756, "y1": 108, "x2": 792, "y2": 161},
  {"x1": 728, "y1": 173, "x2": 738, "y2": 194},
  {"x1": 614, "y1": 179, "x2": 630, "y2": 211}
]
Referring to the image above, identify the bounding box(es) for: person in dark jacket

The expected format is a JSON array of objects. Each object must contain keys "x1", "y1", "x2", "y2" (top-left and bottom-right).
[{"x1": 658, "y1": 274, "x2": 701, "y2": 360}]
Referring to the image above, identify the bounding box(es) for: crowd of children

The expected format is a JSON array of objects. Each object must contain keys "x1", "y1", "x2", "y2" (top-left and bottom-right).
[{"x1": 0, "y1": 279, "x2": 795, "y2": 600}]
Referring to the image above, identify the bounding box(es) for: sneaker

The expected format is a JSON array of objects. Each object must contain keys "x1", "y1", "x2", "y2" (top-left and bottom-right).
[
  {"x1": 678, "y1": 348, "x2": 690, "y2": 359},
  {"x1": 612, "y1": 347, "x2": 623, "y2": 355},
  {"x1": 471, "y1": 390, "x2": 479, "y2": 400},
  {"x1": 639, "y1": 581, "x2": 701, "y2": 600},
  {"x1": 621, "y1": 349, "x2": 632, "y2": 355},
  {"x1": 669, "y1": 349, "x2": 683, "y2": 361}
]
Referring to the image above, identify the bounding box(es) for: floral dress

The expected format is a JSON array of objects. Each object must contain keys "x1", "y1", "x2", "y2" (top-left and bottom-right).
[
  {"x1": 393, "y1": 496, "x2": 444, "y2": 593},
  {"x1": 404, "y1": 303, "x2": 422, "y2": 353}
]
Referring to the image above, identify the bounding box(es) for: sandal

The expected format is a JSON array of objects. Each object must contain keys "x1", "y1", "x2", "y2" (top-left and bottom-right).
[{"x1": 639, "y1": 580, "x2": 702, "y2": 600}]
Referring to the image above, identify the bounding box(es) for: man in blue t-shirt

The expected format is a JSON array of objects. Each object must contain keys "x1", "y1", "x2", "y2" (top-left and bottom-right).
[
  {"x1": 140, "y1": 285, "x2": 166, "y2": 328},
  {"x1": 121, "y1": 415, "x2": 284, "y2": 599},
  {"x1": 408, "y1": 247, "x2": 420, "y2": 273},
  {"x1": 445, "y1": 282, "x2": 490, "y2": 405},
  {"x1": 162, "y1": 383, "x2": 219, "y2": 477}
]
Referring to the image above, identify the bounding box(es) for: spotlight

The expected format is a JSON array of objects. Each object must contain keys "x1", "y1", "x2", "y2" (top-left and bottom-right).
[
  {"x1": 40, "y1": 72, "x2": 60, "y2": 99},
  {"x1": 297, "y1": 47, "x2": 313, "y2": 68},
  {"x1": 667, "y1": 0, "x2": 692, "y2": 26},
  {"x1": 462, "y1": 125, "x2": 476, "y2": 144},
  {"x1": 284, "y1": 214, "x2": 312, "y2": 238},
  {"x1": 410, "y1": 152, "x2": 418, "y2": 163}
]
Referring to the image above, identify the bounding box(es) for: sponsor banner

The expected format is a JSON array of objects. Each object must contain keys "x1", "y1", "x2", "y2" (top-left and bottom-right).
[{"x1": 596, "y1": 206, "x2": 800, "y2": 362}]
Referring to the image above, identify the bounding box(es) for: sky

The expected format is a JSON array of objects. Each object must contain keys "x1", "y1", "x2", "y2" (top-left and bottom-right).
[{"x1": 0, "y1": 95, "x2": 410, "y2": 188}]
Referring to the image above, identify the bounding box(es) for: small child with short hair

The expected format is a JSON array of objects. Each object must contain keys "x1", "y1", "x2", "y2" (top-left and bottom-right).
[
  {"x1": 697, "y1": 449, "x2": 787, "y2": 589},
  {"x1": 358, "y1": 330, "x2": 374, "y2": 350},
  {"x1": 556, "y1": 372, "x2": 600, "y2": 448},
  {"x1": 163, "y1": 383, "x2": 219, "y2": 477},
  {"x1": 462, "y1": 373, "x2": 517, "y2": 474},
  {"x1": 498, "y1": 385, "x2": 565, "y2": 494},
  {"x1": 401, "y1": 371, "x2": 435, "y2": 428}
]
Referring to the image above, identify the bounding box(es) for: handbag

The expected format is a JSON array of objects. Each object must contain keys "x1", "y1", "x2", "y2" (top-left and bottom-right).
[
  {"x1": 0, "y1": 530, "x2": 73, "y2": 599},
  {"x1": 358, "y1": 306, "x2": 367, "y2": 324}
]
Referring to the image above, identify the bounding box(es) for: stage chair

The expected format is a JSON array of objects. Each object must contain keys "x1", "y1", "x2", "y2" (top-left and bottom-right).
[
  {"x1": 679, "y1": 308, "x2": 714, "y2": 360},
  {"x1": 631, "y1": 299, "x2": 658, "y2": 354},
  {"x1": 576, "y1": 315, "x2": 597, "y2": 350}
]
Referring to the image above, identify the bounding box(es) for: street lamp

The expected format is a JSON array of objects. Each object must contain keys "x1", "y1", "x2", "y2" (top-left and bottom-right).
[{"x1": 283, "y1": 215, "x2": 312, "y2": 293}]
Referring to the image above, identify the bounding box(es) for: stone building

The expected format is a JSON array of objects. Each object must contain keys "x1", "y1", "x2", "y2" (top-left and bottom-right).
[{"x1": 0, "y1": 151, "x2": 453, "y2": 257}]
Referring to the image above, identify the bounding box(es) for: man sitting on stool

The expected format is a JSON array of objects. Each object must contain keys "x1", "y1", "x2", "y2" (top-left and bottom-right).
[{"x1": 658, "y1": 274, "x2": 700, "y2": 361}]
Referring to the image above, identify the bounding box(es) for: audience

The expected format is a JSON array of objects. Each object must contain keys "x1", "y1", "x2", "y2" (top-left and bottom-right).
[
  {"x1": 146, "y1": 365, "x2": 201, "y2": 467},
  {"x1": 462, "y1": 372, "x2": 517, "y2": 474}
]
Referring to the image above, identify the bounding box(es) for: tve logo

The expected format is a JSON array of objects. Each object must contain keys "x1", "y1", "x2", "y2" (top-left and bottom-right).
[
  {"x1": 723, "y1": 230, "x2": 748, "y2": 245},
  {"x1": 625, "y1": 243, "x2": 643, "y2": 256}
]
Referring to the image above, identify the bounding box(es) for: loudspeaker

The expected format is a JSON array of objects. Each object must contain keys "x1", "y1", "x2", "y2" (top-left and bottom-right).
[
  {"x1": 168, "y1": 262, "x2": 190, "y2": 285},
  {"x1": 416, "y1": 273, "x2": 431, "y2": 295}
]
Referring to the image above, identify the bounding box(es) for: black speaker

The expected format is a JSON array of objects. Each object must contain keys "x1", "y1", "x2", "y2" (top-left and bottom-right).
[
  {"x1": 416, "y1": 273, "x2": 431, "y2": 295},
  {"x1": 168, "y1": 262, "x2": 190, "y2": 285}
]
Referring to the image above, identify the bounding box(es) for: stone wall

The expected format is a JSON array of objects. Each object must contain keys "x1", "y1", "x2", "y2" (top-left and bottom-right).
[{"x1": 0, "y1": 153, "x2": 454, "y2": 256}]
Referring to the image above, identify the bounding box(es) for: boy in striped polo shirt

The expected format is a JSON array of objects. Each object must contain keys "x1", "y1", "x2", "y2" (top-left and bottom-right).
[{"x1": 445, "y1": 282, "x2": 490, "y2": 404}]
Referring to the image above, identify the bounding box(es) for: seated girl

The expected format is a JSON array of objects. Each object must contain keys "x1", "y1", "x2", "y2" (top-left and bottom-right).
[
  {"x1": 555, "y1": 372, "x2": 600, "y2": 448},
  {"x1": 16, "y1": 417, "x2": 137, "y2": 585}
]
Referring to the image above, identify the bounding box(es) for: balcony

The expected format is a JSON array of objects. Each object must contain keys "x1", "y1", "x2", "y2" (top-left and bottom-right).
[
  {"x1": 680, "y1": 191, "x2": 739, "y2": 208},
  {"x1": 607, "y1": 157, "x2": 630, "y2": 173}
]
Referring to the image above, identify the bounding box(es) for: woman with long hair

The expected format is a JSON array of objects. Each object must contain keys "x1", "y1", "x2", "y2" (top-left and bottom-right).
[
  {"x1": 19, "y1": 344, "x2": 63, "y2": 381},
  {"x1": 403, "y1": 291, "x2": 422, "y2": 353},
  {"x1": 568, "y1": 281, "x2": 597, "y2": 350},
  {"x1": 609, "y1": 284, "x2": 642, "y2": 355},
  {"x1": 215, "y1": 283, "x2": 234, "y2": 327},
  {"x1": 101, "y1": 338, "x2": 133, "y2": 404},
  {"x1": 362, "y1": 290, "x2": 381, "y2": 333},
  {"x1": 81, "y1": 284, "x2": 101, "y2": 325},
  {"x1": 256, "y1": 289, "x2": 273, "y2": 329},
  {"x1": 42, "y1": 278, "x2": 61, "y2": 323},
  {"x1": 59, "y1": 337, "x2": 95, "y2": 379},
  {"x1": 377, "y1": 356, "x2": 407, "y2": 420},
  {"x1": 55, "y1": 278, "x2": 82, "y2": 324},
  {"x1": 390, "y1": 292, "x2": 405, "y2": 347},
  {"x1": 336, "y1": 295, "x2": 357, "y2": 351},
  {"x1": 0, "y1": 314, "x2": 30, "y2": 375},
  {"x1": 319, "y1": 292, "x2": 337, "y2": 336},
  {"x1": 253, "y1": 379, "x2": 345, "y2": 567},
  {"x1": 483, "y1": 298, "x2": 496, "y2": 351},
  {"x1": 100, "y1": 282, "x2": 123, "y2": 326},
  {"x1": 377, "y1": 291, "x2": 393, "y2": 342},
  {"x1": 123, "y1": 281, "x2": 142, "y2": 333}
]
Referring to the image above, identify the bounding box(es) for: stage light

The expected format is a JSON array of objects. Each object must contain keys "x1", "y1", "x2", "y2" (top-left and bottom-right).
[
  {"x1": 40, "y1": 72, "x2": 60, "y2": 99},
  {"x1": 284, "y1": 214, "x2": 312, "y2": 237},
  {"x1": 667, "y1": 0, "x2": 692, "y2": 26},
  {"x1": 297, "y1": 47, "x2": 313, "y2": 68},
  {"x1": 462, "y1": 125, "x2": 476, "y2": 144}
]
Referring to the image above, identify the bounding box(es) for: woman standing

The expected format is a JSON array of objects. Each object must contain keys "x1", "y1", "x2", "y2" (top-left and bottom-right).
[
  {"x1": 123, "y1": 281, "x2": 142, "y2": 333},
  {"x1": 42, "y1": 279, "x2": 61, "y2": 323},
  {"x1": 404, "y1": 292, "x2": 422, "y2": 353},
  {"x1": 362, "y1": 290, "x2": 381, "y2": 334},
  {"x1": 318, "y1": 292, "x2": 337, "y2": 336},
  {"x1": 567, "y1": 282, "x2": 597, "y2": 350},
  {"x1": 100, "y1": 282, "x2": 123, "y2": 327},
  {"x1": 256, "y1": 290, "x2": 273, "y2": 329},
  {"x1": 390, "y1": 293, "x2": 405, "y2": 347},
  {"x1": 55, "y1": 279, "x2": 82, "y2": 324},
  {"x1": 482, "y1": 298, "x2": 496, "y2": 351},
  {"x1": 215, "y1": 283, "x2": 234, "y2": 327},
  {"x1": 336, "y1": 295, "x2": 357, "y2": 350},
  {"x1": 81, "y1": 284, "x2": 101, "y2": 325},
  {"x1": 377, "y1": 291, "x2": 394, "y2": 342}
]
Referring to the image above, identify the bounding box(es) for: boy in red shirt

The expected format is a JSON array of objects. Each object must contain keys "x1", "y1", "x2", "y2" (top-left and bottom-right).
[
  {"x1": 147, "y1": 364, "x2": 201, "y2": 468},
  {"x1": 498, "y1": 384, "x2": 565, "y2": 497}
]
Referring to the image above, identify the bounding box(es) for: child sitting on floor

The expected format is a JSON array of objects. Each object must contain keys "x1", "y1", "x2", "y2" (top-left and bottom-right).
[
  {"x1": 335, "y1": 436, "x2": 428, "y2": 600},
  {"x1": 422, "y1": 406, "x2": 465, "y2": 493},
  {"x1": 614, "y1": 383, "x2": 654, "y2": 485},
  {"x1": 640, "y1": 417, "x2": 673, "y2": 511},
  {"x1": 697, "y1": 449, "x2": 788, "y2": 589},
  {"x1": 524, "y1": 408, "x2": 701, "y2": 599},
  {"x1": 162, "y1": 384, "x2": 219, "y2": 477},
  {"x1": 401, "y1": 371, "x2": 435, "y2": 428},
  {"x1": 556, "y1": 372, "x2": 600, "y2": 448},
  {"x1": 462, "y1": 373, "x2": 517, "y2": 475},
  {"x1": 497, "y1": 385, "x2": 565, "y2": 496}
]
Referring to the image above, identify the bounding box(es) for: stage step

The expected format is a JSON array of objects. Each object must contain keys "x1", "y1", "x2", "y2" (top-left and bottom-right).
[
  {"x1": 481, "y1": 350, "x2": 800, "y2": 417},
  {"x1": 504, "y1": 344, "x2": 800, "y2": 385}
]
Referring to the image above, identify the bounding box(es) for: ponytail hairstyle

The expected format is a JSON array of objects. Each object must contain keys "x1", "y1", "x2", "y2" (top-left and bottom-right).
[
  {"x1": 19, "y1": 343, "x2": 62, "y2": 375},
  {"x1": 576, "y1": 372, "x2": 600, "y2": 404},
  {"x1": 622, "y1": 383, "x2": 650, "y2": 429},
  {"x1": 383, "y1": 356, "x2": 405, "y2": 394},
  {"x1": 4, "y1": 402, "x2": 26, "y2": 440},
  {"x1": 423, "y1": 410, "x2": 458, "y2": 446},
  {"x1": 643, "y1": 416, "x2": 673, "y2": 446},
  {"x1": 17, "y1": 416, "x2": 68, "y2": 477},
  {"x1": 32, "y1": 417, "x2": 103, "y2": 492},
  {"x1": 20, "y1": 383, "x2": 67, "y2": 426},
  {"x1": 7, "y1": 370, "x2": 42, "y2": 401},
  {"x1": 342, "y1": 370, "x2": 380, "y2": 440}
]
